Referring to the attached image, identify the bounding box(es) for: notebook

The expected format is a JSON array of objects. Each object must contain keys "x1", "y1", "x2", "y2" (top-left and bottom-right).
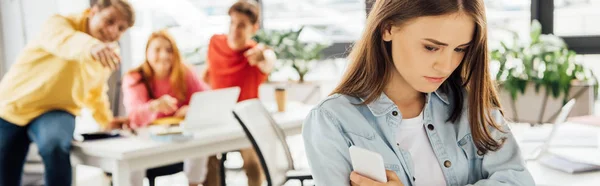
[{"x1": 539, "y1": 154, "x2": 600, "y2": 174}]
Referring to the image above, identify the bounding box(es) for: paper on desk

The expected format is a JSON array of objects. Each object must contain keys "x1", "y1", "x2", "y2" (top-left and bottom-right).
[
  {"x1": 539, "y1": 154, "x2": 600, "y2": 173},
  {"x1": 520, "y1": 123, "x2": 599, "y2": 148},
  {"x1": 549, "y1": 148, "x2": 600, "y2": 166},
  {"x1": 569, "y1": 116, "x2": 600, "y2": 126}
]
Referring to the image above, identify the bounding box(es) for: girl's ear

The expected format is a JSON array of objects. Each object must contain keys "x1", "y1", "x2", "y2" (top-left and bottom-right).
[{"x1": 382, "y1": 22, "x2": 394, "y2": 42}]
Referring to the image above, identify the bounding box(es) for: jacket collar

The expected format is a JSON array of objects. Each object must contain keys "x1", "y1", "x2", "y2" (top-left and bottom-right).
[{"x1": 361, "y1": 89, "x2": 450, "y2": 116}]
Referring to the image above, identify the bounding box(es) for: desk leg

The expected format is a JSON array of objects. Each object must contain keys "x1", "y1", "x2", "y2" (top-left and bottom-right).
[
  {"x1": 220, "y1": 152, "x2": 227, "y2": 186},
  {"x1": 113, "y1": 161, "x2": 132, "y2": 186}
]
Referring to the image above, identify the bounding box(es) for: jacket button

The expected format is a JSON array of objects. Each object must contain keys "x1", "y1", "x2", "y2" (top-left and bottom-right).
[
  {"x1": 396, "y1": 143, "x2": 400, "y2": 146},
  {"x1": 477, "y1": 150, "x2": 485, "y2": 156},
  {"x1": 413, "y1": 177, "x2": 416, "y2": 181},
  {"x1": 392, "y1": 111, "x2": 398, "y2": 116},
  {"x1": 444, "y1": 160, "x2": 452, "y2": 168},
  {"x1": 427, "y1": 124, "x2": 434, "y2": 130}
]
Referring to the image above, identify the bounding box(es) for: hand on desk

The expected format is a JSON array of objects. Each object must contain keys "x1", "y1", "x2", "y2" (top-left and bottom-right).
[
  {"x1": 103, "y1": 117, "x2": 130, "y2": 131},
  {"x1": 173, "y1": 105, "x2": 189, "y2": 118},
  {"x1": 350, "y1": 170, "x2": 404, "y2": 186},
  {"x1": 150, "y1": 95, "x2": 178, "y2": 114}
]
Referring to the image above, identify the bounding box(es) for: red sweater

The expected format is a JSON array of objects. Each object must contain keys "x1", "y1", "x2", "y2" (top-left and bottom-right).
[{"x1": 206, "y1": 34, "x2": 267, "y2": 102}]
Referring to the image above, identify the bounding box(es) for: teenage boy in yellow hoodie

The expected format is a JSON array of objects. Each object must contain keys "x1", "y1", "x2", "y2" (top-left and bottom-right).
[{"x1": 0, "y1": 0, "x2": 135, "y2": 185}]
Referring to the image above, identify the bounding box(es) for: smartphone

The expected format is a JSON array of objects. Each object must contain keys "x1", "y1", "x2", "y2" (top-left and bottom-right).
[
  {"x1": 80, "y1": 132, "x2": 121, "y2": 141},
  {"x1": 349, "y1": 146, "x2": 387, "y2": 183}
]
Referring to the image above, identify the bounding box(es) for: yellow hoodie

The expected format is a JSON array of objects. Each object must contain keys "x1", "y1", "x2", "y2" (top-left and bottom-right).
[{"x1": 0, "y1": 10, "x2": 113, "y2": 128}]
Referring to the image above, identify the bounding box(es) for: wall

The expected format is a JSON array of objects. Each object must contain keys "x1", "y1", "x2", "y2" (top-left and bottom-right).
[
  {"x1": 0, "y1": 0, "x2": 27, "y2": 76},
  {"x1": 0, "y1": 0, "x2": 89, "y2": 77},
  {"x1": 0, "y1": 8, "x2": 4, "y2": 76}
]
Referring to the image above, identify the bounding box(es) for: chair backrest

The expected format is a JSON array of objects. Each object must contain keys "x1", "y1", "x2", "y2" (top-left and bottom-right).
[
  {"x1": 233, "y1": 99, "x2": 292, "y2": 186},
  {"x1": 259, "y1": 103, "x2": 296, "y2": 170}
]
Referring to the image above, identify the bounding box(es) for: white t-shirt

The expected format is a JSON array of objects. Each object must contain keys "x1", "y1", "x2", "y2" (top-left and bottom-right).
[{"x1": 396, "y1": 111, "x2": 447, "y2": 186}]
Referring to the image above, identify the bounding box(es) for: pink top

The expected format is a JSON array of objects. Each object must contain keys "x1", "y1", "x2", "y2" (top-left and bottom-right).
[{"x1": 122, "y1": 67, "x2": 209, "y2": 128}]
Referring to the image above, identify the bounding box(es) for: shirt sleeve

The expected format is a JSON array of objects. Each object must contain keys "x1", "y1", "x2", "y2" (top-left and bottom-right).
[
  {"x1": 303, "y1": 108, "x2": 355, "y2": 186},
  {"x1": 122, "y1": 73, "x2": 158, "y2": 128},
  {"x1": 37, "y1": 15, "x2": 100, "y2": 63},
  {"x1": 84, "y1": 81, "x2": 114, "y2": 129},
  {"x1": 468, "y1": 110, "x2": 535, "y2": 186}
]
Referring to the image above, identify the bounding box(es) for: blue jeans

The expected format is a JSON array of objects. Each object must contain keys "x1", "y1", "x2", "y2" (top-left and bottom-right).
[{"x1": 0, "y1": 110, "x2": 75, "y2": 186}]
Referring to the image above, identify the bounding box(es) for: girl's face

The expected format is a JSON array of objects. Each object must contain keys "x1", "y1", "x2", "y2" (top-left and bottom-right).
[
  {"x1": 146, "y1": 37, "x2": 174, "y2": 76},
  {"x1": 383, "y1": 12, "x2": 475, "y2": 93}
]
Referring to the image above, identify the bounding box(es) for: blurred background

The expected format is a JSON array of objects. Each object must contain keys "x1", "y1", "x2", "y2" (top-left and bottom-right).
[
  {"x1": 1, "y1": 0, "x2": 600, "y2": 186},
  {"x1": 1, "y1": 0, "x2": 599, "y2": 78}
]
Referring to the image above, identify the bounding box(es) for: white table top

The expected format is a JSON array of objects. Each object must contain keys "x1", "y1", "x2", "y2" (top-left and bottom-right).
[
  {"x1": 526, "y1": 160, "x2": 600, "y2": 186},
  {"x1": 510, "y1": 122, "x2": 600, "y2": 186},
  {"x1": 73, "y1": 124, "x2": 245, "y2": 159},
  {"x1": 73, "y1": 102, "x2": 313, "y2": 160}
]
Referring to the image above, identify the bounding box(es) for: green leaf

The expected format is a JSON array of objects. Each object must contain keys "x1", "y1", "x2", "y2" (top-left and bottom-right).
[
  {"x1": 530, "y1": 20, "x2": 542, "y2": 44},
  {"x1": 494, "y1": 18, "x2": 598, "y2": 102}
]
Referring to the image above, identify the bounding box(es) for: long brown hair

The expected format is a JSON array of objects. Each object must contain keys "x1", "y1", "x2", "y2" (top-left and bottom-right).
[
  {"x1": 333, "y1": 0, "x2": 504, "y2": 153},
  {"x1": 128, "y1": 30, "x2": 188, "y2": 101}
]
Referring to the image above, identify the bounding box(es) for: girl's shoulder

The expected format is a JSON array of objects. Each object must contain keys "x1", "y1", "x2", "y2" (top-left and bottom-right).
[{"x1": 123, "y1": 70, "x2": 143, "y2": 87}]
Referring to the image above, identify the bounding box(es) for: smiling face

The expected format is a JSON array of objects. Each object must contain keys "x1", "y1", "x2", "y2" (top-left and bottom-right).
[
  {"x1": 87, "y1": 6, "x2": 130, "y2": 42},
  {"x1": 383, "y1": 11, "x2": 475, "y2": 93},
  {"x1": 146, "y1": 37, "x2": 174, "y2": 76}
]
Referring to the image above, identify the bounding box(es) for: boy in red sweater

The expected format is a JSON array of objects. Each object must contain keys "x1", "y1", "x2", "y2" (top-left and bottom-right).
[{"x1": 202, "y1": 1, "x2": 275, "y2": 186}]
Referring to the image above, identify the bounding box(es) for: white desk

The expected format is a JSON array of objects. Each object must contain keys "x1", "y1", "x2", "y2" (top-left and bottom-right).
[
  {"x1": 72, "y1": 102, "x2": 312, "y2": 186},
  {"x1": 510, "y1": 123, "x2": 600, "y2": 186}
]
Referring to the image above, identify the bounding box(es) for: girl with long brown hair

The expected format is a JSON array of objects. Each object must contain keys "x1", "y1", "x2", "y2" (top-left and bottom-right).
[
  {"x1": 302, "y1": 0, "x2": 534, "y2": 185},
  {"x1": 122, "y1": 30, "x2": 209, "y2": 186}
]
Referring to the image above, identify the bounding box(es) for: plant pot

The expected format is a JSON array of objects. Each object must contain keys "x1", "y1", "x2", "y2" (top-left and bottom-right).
[{"x1": 498, "y1": 83, "x2": 596, "y2": 124}]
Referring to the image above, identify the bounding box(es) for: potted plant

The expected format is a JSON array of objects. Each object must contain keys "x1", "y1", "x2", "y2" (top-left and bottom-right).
[
  {"x1": 253, "y1": 27, "x2": 332, "y2": 105},
  {"x1": 253, "y1": 26, "x2": 331, "y2": 83},
  {"x1": 491, "y1": 20, "x2": 598, "y2": 124},
  {"x1": 253, "y1": 27, "x2": 297, "y2": 80}
]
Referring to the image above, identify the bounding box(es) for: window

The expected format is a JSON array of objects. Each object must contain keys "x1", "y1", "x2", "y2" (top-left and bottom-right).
[
  {"x1": 580, "y1": 55, "x2": 600, "y2": 74},
  {"x1": 532, "y1": 0, "x2": 600, "y2": 54},
  {"x1": 554, "y1": 0, "x2": 600, "y2": 36},
  {"x1": 261, "y1": 0, "x2": 366, "y2": 43},
  {"x1": 485, "y1": 0, "x2": 532, "y2": 47},
  {"x1": 128, "y1": 0, "x2": 238, "y2": 66}
]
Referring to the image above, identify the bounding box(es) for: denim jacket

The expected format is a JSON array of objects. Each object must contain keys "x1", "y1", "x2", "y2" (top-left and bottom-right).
[{"x1": 302, "y1": 91, "x2": 534, "y2": 186}]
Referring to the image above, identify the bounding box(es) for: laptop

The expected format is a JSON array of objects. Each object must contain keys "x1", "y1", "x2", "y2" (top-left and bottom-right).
[
  {"x1": 526, "y1": 100, "x2": 600, "y2": 173},
  {"x1": 149, "y1": 87, "x2": 241, "y2": 142},
  {"x1": 181, "y1": 86, "x2": 241, "y2": 133},
  {"x1": 527, "y1": 99, "x2": 576, "y2": 160}
]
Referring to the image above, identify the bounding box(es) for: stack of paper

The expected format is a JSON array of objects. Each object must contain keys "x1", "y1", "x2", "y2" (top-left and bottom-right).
[
  {"x1": 539, "y1": 154, "x2": 600, "y2": 173},
  {"x1": 520, "y1": 122, "x2": 599, "y2": 148}
]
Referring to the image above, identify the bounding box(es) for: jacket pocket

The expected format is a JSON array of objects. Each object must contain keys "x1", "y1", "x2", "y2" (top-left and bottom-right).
[
  {"x1": 458, "y1": 134, "x2": 484, "y2": 182},
  {"x1": 344, "y1": 130, "x2": 392, "y2": 162},
  {"x1": 385, "y1": 163, "x2": 404, "y2": 180},
  {"x1": 345, "y1": 130, "x2": 377, "y2": 148}
]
